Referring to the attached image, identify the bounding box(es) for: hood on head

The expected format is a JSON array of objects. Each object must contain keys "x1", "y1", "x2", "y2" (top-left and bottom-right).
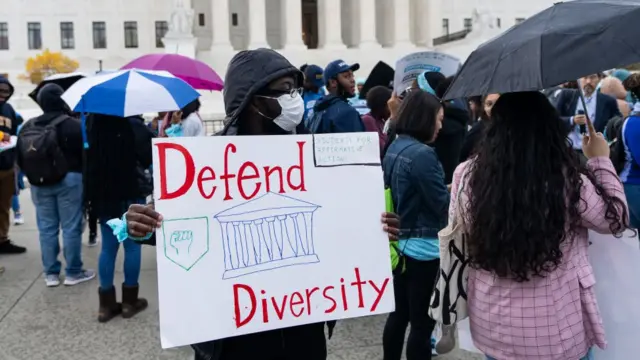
[
  {"x1": 0, "y1": 76, "x2": 15, "y2": 102},
  {"x1": 36, "y1": 83, "x2": 68, "y2": 113},
  {"x1": 221, "y1": 48, "x2": 303, "y2": 135}
]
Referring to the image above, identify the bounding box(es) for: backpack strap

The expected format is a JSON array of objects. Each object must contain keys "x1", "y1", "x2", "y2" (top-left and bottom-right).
[{"x1": 48, "y1": 114, "x2": 69, "y2": 128}]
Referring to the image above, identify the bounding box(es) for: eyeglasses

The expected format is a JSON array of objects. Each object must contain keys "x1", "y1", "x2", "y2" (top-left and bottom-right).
[{"x1": 256, "y1": 87, "x2": 303, "y2": 99}]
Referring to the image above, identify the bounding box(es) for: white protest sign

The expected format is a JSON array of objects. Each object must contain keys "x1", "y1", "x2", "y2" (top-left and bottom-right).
[
  {"x1": 393, "y1": 51, "x2": 461, "y2": 94},
  {"x1": 152, "y1": 133, "x2": 394, "y2": 348},
  {"x1": 590, "y1": 231, "x2": 640, "y2": 360}
]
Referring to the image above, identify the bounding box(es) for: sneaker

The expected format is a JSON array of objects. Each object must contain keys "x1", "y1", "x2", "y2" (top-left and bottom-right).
[
  {"x1": 45, "y1": 274, "x2": 61, "y2": 287},
  {"x1": 13, "y1": 213, "x2": 24, "y2": 225},
  {"x1": 432, "y1": 336, "x2": 439, "y2": 356},
  {"x1": 64, "y1": 269, "x2": 96, "y2": 286},
  {"x1": 0, "y1": 240, "x2": 26, "y2": 254},
  {"x1": 435, "y1": 324, "x2": 456, "y2": 355},
  {"x1": 87, "y1": 232, "x2": 98, "y2": 247}
]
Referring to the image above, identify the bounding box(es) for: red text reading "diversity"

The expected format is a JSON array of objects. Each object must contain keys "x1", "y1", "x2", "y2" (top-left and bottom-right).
[{"x1": 233, "y1": 268, "x2": 391, "y2": 328}]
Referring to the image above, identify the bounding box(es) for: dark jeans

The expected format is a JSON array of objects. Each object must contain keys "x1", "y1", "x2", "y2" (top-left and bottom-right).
[
  {"x1": 624, "y1": 183, "x2": 640, "y2": 228},
  {"x1": 194, "y1": 322, "x2": 327, "y2": 360},
  {"x1": 383, "y1": 257, "x2": 440, "y2": 360}
]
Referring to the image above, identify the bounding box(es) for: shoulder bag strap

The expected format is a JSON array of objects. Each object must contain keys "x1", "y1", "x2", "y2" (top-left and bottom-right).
[
  {"x1": 451, "y1": 167, "x2": 471, "y2": 228},
  {"x1": 383, "y1": 142, "x2": 420, "y2": 188}
]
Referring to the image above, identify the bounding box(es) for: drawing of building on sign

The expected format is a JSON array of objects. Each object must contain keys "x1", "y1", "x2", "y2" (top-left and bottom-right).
[
  {"x1": 214, "y1": 192, "x2": 321, "y2": 279},
  {"x1": 162, "y1": 216, "x2": 210, "y2": 271}
]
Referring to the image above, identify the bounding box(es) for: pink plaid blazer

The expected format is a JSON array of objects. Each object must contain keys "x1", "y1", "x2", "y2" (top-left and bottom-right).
[{"x1": 451, "y1": 157, "x2": 628, "y2": 360}]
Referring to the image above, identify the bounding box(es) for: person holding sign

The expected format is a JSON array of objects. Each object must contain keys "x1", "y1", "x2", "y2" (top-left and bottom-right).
[
  {"x1": 123, "y1": 49, "x2": 400, "y2": 360},
  {"x1": 450, "y1": 92, "x2": 630, "y2": 360}
]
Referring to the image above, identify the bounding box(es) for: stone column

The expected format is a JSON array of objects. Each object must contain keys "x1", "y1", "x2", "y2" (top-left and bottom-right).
[
  {"x1": 393, "y1": 0, "x2": 415, "y2": 48},
  {"x1": 210, "y1": 0, "x2": 234, "y2": 51},
  {"x1": 248, "y1": 0, "x2": 269, "y2": 48},
  {"x1": 318, "y1": 0, "x2": 346, "y2": 49},
  {"x1": 281, "y1": 0, "x2": 306, "y2": 50},
  {"x1": 358, "y1": 0, "x2": 381, "y2": 49}
]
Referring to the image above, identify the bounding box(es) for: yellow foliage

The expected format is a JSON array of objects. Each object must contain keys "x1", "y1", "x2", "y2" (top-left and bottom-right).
[{"x1": 20, "y1": 49, "x2": 79, "y2": 84}]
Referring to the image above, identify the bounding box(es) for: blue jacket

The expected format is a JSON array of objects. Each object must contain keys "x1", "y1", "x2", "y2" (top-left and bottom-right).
[
  {"x1": 621, "y1": 110, "x2": 640, "y2": 185},
  {"x1": 383, "y1": 135, "x2": 450, "y2": 243},
  {"x1": 307, "y1": 95, "x2": 365, "y2": 133}
]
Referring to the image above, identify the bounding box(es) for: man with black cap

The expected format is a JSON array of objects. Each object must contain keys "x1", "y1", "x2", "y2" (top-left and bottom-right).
[
  {"x1": 122, "y1": 48, "x2": 402, "y2": 360},
  {"x1": 0, "y1": 76, "x2": 25, "y2": 255},
  {"x1": 306, "y1": 59, "x2": 365, "y2": 134}
]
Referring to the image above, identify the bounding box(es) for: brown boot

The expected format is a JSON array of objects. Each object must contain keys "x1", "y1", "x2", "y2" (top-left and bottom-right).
[
  {"x1": 121, "y1": 283, "x2": 148, "y2": 319},
  {"x1": 98, "y1": 287, "x2": 122, "y2": 323}
]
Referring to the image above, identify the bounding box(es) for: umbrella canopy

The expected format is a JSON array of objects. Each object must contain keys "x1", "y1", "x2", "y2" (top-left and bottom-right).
[
  {"x1": 444, "y1": 0, "x2": 640, "y2": 100},
  {"x1": 61, "y1": 69, "x2": 200, "y2": 117},
  {"x1": 28, "y1": 72, "x2": 87, "y2": 102},
  {"x1": 121, "y1": 53, "x2": 224, "y2": 91}
]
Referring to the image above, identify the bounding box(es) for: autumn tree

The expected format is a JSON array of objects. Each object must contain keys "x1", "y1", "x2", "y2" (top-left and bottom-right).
[
  {"x1": 627, "y1": 63, "x2": 640, "y2": 71},
  {"x1": 21, "y1": 49, "x2": 79, "y2": 84}
]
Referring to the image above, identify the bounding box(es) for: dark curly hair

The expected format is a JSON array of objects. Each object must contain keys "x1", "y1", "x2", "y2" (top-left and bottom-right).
[
  {"x1": 623, "y1": 73, "x2": 640, "y2": 102},
  {"x1": 465, "y1": 91, "x2": 630, "y2": 282}
]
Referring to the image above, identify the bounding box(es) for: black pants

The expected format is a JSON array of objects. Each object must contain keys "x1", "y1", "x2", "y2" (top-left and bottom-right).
[
  {"x1": 383, "y1": 257, "x2": 440, "y2": 360},
  {"x1": 88, "y1": 206, "x2": 97, "y2": 235},
  {"x1": 193, "y1": 322, "x2": 327, "y2": 360}
]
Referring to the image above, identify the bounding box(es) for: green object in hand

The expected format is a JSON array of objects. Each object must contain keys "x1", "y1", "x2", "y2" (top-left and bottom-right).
[{"x1": 385, "y1": 187, "x2": 404, "y2": 274}]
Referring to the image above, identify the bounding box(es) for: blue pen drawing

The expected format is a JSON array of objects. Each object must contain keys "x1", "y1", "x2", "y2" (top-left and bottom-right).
[
  {"x1": 214, "y1": 192, "x2": 321, "y2": 280},
  {"x1": 162, "y1": 217, "x2": 209, "y2": 271}
]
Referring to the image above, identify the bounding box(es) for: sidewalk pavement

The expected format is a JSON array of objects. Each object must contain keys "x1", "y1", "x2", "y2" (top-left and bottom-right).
[{"x1": 0, "y1": 190, "x2": 483, "y2": 360}]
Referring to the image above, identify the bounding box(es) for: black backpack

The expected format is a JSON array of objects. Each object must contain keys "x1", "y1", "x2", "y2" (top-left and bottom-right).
[
  {"x1": 605, "y1": 115, "x2": 627, "y2": 174},
  {"x1": 18, "y1": 115, "x2": 69, "y2": 186}
]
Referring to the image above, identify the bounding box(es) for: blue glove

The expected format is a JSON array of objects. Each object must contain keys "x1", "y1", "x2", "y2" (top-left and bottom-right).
[{"x1": 107, "y1": 212, "x2": 154, "y2": 243}]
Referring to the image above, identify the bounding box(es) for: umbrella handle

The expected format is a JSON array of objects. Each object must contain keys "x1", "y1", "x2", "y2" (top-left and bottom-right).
[
  {"x1": 81, "y1": 113, "x2": 89, "y2": 149},
  {"x1": 577, "y1": 83, "x2": 596, "y2": 135}
]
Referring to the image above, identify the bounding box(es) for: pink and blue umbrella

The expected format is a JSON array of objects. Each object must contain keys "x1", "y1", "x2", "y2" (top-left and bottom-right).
[{"x1": 121, "y1": 53, "x2": 224, "y2": 91}]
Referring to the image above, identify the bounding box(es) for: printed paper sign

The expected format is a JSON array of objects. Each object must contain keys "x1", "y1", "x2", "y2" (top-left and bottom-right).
[
  {"x1": 393, "y1": 51, "x2": 461, "y2": 94},
  {"x1": 153, "y1": 133, "x2": 394, "y2": 348},
  {"x1": 0, "y1": 136, "x2": 17, "y2": 153}
]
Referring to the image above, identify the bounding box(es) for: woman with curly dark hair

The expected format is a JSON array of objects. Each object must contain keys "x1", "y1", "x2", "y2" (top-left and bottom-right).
[{"x1": 449, "y1": 91, "x2": 630, "y2": 360}]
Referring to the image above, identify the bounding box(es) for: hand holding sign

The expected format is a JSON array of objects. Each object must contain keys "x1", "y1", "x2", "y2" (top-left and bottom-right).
[
  {"x1": 126, "y1": 204, "x2": 163, "y2": 238},
  {"x1": 582, "y1": 115, "x2": 609, "y2": 159}
]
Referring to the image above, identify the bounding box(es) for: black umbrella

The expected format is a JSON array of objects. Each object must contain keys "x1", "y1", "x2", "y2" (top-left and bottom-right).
[
  {"x1": 359, "y1": 61, "x2": 395, "y2": 99},
  {"x1": 28, "y1": 72, "x2": 87, "y2": 102},
  {"x1": 444, "y1": 0, "x2": 640, "y2": 100}
]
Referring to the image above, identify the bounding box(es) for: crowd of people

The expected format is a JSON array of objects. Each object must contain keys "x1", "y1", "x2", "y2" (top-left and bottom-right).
[{"x1": 0, "y1": 44, "x2": 639, "y2": 360}]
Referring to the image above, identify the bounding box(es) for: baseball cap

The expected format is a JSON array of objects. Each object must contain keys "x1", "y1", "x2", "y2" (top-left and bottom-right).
[
  {"x1": 323, "y1": 60, "x2": 360, "y2": 84},
  {"x1": 304, "y1": 65, "x2": 324, "y2": 88}
]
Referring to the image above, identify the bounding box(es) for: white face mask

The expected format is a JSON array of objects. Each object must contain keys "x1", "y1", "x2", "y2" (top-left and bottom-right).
[{"x1": 272, "y1": 94, "x2": 304, "y2": 132}]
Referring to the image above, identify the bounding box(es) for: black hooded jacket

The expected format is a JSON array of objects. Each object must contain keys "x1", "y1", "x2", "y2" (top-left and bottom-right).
[
  {"x1": 220, "y1": 48, "x2": 304, "y2": 136},
  {"x1": 19, "y1": 83, "x2": 84, "y2": 173},
  {"x1": 191, "y1": 49, "x2": 330, "y2": 360},
  {"x1": 0, "y1": 76, "x2": 18, "y2": 170},
  {"x1": 432, "y1": 103, "x2": 469, "y2": 184}
]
